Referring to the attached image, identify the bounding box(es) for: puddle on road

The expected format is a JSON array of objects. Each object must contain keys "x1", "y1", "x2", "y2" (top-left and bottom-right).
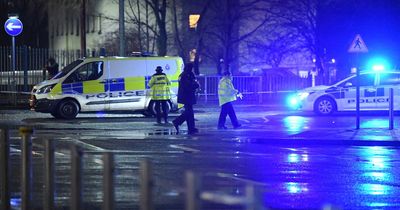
[{"x1": 147, "y1": 128, "x2": 177, "y2": 136}]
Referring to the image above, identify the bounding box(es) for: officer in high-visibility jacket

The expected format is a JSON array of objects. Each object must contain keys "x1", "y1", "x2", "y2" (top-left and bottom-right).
[
  {"x1": 149, "y1": 66, "x2": 171, "y2": 124},
  {"x1": 217, "y1": 71, "x2": 242, "y2": 129}
]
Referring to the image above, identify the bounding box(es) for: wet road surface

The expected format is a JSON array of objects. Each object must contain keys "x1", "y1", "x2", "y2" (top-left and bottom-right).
[{"x1": 1, "y1": 106, "x2": 400, "y2": 209}]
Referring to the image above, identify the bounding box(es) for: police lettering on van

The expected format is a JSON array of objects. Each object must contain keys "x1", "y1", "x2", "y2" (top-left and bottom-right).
[
  {"x1": 30, "y1": 56, "x2": 184, "y2": 119},
  {"x1": 289, "y1": 71, "x2": 400, "y2": 115}
]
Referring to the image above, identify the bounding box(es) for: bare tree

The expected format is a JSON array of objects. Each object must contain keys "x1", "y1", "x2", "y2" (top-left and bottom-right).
[
  {"x1": 247, "y1": 29, "x2": 300, "y2": 68},
  {"x1": 145, "y1": 0, "x2": 168, "y2": 56},
  {"x1": 203, "y1": 0, "x2": 270, "y2": 74}
]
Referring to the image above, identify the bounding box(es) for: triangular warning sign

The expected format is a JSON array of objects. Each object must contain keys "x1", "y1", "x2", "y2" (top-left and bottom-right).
[{"x1": 348, "y1": 34, "x2": 368, "y2": 53}]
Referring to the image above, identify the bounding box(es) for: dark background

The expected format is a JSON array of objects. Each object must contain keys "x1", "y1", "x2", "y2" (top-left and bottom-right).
[
  {"x1": 1, "y1": 0, "x2": 399, "y2": 74},
  {"x1": 319, "y1": 0, "x2": 400, "y2": 75}
]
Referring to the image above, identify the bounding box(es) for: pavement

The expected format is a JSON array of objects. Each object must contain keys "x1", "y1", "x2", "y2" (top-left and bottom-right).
[{"x1": 191, "y1": 103, "x2": 400, "y2": 147}]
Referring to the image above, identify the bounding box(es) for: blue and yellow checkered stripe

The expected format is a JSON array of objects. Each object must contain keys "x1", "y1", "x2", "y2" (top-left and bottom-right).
[{"x1": 59, "y1": 76, "x2": 179, "y2": 94}]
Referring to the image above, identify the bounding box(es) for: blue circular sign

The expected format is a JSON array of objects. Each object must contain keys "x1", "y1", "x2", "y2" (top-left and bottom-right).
[{"x1": 4, "y1": 18, "x2": 23, "y2": 37}]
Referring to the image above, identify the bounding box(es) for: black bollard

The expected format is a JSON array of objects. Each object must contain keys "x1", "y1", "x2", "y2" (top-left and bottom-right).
[{"x1": 0, "y1": 128, "x2": 10, "y2": 210}]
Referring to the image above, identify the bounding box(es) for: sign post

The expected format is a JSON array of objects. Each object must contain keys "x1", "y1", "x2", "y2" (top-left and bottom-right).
[
  {"x1": 4, "y1": 17, "x2": 23, "y2": 106},
  {"x1": 348, "y1": 34, "x2": 368, "y2": 129}
]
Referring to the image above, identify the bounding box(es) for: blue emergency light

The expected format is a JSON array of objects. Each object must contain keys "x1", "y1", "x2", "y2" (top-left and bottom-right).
[{"x1": 366, "y1": 57, "x2": 390, "y2": 72}]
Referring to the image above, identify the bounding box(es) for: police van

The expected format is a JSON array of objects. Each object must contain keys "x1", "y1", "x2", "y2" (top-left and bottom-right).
[
  {"x1": 292, "y1": 70, "x2": 400, "y2": 115},
  {"x1": 30, "y1": 56, "x2": 183, "y2": 119}
]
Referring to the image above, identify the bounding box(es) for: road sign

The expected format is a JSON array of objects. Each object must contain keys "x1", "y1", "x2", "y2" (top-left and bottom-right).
[
  {"x1": 348, "y1": 34, "x2": 368, "y2": 53},
  {"x1": 4, "y1": 18, "x2": 23, "y2": 37}
]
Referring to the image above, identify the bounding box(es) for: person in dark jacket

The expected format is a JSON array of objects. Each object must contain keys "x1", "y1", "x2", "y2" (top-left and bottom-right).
[
  {"x1": 45, "y1": 58, "x2": 59, "y2": 79},
  {"x1": 172, "y1": 63, "x2": 200, "y2": 134}
]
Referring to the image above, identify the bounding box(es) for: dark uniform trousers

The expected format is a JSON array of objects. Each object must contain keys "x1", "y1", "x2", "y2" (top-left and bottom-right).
[
  {"x1": 218, "y1": 102, "x2": 239, "y2": 127},
  {"x1": 173, "y1": 104, "x2": 195, "y2": 131},
  {"x1": 155, "y1": 100, "x2": 168, "y2": 123}
]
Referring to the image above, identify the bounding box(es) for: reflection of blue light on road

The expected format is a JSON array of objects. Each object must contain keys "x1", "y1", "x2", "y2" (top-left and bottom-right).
[
  {"x1": 370, "y1": 157, "x2": 386, "y2": 168},
  {"x1": 360, "y1": 184, "x2": 389, "y2": 195},
  {"x1": 302, "y1": 154, "x2": 309, "y2": 161},
  {"x1": 364, "y1": 172, "x2": 389, "y2": 181},
  {"x1": 361, "y1": 120, "x2": 387, "y2": 128},
  {"x1": 11, "y1": 197, "x2": 21, "y2": 206},
  {"x1": 288, "y1": 153, "x2": 299, "y2": 162},
  {"x1": 285, "y1": 182, "x2": 308, "y2": 194},
  {"x1": 366, "y1": 202, "x2": 390, "y2": 207},
  {"x1": 360, "y1": 147, "x2": 390, "y2": 169},
  {"x1": 283, "y1": 116, "x2": 306, "y2": 132},
  {"x1": 287, "y1": 153, "x2": 308, "y2": 163},
  {"x1": 96, "y1": 111, "x2": 107, "y2": 117}
]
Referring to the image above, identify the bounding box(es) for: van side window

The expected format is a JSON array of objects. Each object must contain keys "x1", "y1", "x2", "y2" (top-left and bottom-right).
[
  {"x1": 379, "y1": 73, "x2": 400, "y2": 85},
  {"x1": 64, "y1": 61, "x2": 103, "y2": 83}
]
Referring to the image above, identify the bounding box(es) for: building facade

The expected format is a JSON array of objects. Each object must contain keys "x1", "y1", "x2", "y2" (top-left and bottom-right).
[{"x1": 48, "y1": 0, "x2": 315, "y2": 76}]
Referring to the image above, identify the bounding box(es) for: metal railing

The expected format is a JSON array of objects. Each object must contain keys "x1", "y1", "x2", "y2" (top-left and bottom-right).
[
  {"x1": 0, "y1": 127, "x2": 267, "y2": 210},
  {"x1": 0, "y1": 73, "x2": 308, "y2": 107},
  {"x1": 196, "y1": 75, "x2": 308, "y2": 104}
]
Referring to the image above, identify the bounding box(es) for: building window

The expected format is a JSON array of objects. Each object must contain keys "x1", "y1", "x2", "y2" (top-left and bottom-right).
[
  {"x1": 76, "y1": 18, "x2": 79, "y2": 36},
  {"x1": 98, "y1": 15, "x2": 102, "y2": 34},
  {"x1": 51, "y1": 23, "x2": 54, "y2": 38},
  {"x1": 56, "y1": 19, "x2": 59, "y2": 36},
  {"x1": 91, "y1": 15, "x2": 95, "y2": 33},
  {"x1": 189, "y1": 14, "x2": 200, "y2": 29},
  {"x1": 69, "y1": 17, "x2": 74, "y2": 35},
  {"x1": 86, "y1": 15, "x2": 90, "y2": 33},
  {"x1": 65, "y1": 17, "x2": 69, "y2": 35}
]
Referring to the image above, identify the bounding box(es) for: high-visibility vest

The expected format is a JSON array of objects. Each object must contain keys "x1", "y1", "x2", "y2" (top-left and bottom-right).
[
  {"x1": 218, "y1": 76, "x2": 237, "y2": 106},
  {"x1": 149, "y1": 74, "x2": 171, "y2": 100}
]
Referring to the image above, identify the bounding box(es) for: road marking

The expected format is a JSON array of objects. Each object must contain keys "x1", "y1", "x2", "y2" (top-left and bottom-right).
[
  {"x1": 216, "y1": 172, "x2": 267, "y2": 186},
  {"x1": 170, "y1": 144, "x2": 200, "y2": 153}
]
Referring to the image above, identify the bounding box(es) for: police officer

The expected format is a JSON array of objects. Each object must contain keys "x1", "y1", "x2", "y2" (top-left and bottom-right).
[
  {"x1": 172, "y1": 63, "x2": 200, "y2": 134},
  {"x1": 149, "y1": 66, "x2": 171, "y2": 124},
  {"x1": 217, "y1": 71, "x2": 242, "y2": 129}
]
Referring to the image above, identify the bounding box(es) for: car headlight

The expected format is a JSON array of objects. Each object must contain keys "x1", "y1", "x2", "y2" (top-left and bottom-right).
[
  {"x1": 298, "y1": 92, "x2": 310, "y2": 100},
  {"x1": 36, "y1": 84, "x2": 56, "y2": 94}
]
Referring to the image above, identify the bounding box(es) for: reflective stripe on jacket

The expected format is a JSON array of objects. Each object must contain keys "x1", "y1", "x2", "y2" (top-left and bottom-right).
[
  {"x1": 218, "y1": 76, "x2": 237, "y2": 106},
  {"x1": 149, "y1": 73, "x2": 171, "y2": 100}
]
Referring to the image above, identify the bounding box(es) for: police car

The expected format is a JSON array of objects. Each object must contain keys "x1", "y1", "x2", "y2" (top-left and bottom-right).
[
  {"x1": 291, "y1": 70, "x2": 400, "y2": 115},
  {"x1": 30, "y1": 56, "x2": 183, "y2": 119}
]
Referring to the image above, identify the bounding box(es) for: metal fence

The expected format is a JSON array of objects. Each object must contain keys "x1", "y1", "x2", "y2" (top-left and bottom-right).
[
  {"x1": 0, "y1": 46, "x2": 309, "y2": 106},
  {"x1": 197, "y1": 75, "x2": 308, "y2": 104}
]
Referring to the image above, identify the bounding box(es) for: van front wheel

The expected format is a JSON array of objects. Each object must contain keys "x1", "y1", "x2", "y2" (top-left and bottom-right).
[{"x1": 57, "y1": 99, "x2": 80, "y2": 119}]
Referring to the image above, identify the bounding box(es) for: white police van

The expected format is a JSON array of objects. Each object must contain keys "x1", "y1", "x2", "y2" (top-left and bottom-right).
[
  {"x1": 30, "y1": 56, "x2": 183, "y2": 119},
  {"x1": 292, "y1": 71, "x2": 400, "y2": 115}
]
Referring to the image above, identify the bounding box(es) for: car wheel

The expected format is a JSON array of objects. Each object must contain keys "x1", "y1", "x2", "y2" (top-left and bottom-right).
[
  {"x1": 314, "y1": 97, "x2": 336, "y2": 115},
  {"x1": 57, "y1": 99, "x2": 79, "y2": 119}
]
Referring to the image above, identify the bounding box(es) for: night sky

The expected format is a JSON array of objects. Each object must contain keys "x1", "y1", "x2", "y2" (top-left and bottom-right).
[
  {"x1": 319, "y1": 0, "x2": 400, "y2": 73},
  {"x1": 1, "y1": 0, "x2": 399, "y2": 73}
]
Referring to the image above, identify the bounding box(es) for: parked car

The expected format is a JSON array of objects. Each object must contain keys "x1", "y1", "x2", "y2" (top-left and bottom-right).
[{"x1": 290, "y1": 70, "x2": 400, "y2": 115}]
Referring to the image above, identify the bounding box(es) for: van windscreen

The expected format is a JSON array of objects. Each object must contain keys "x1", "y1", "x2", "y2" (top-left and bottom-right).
[{"x1": 53, "y1": 60, "x2": 84, "y2": 79}]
